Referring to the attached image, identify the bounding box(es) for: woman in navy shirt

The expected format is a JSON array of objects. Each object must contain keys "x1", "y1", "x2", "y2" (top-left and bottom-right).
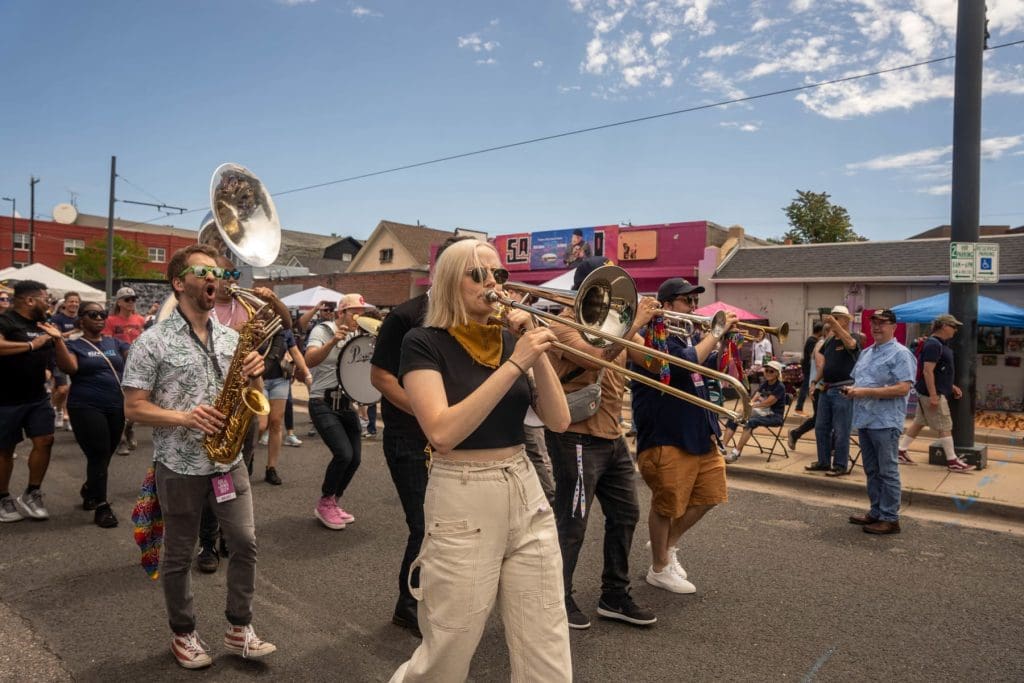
[{"x1": 49, "y1": 300, "x2": 129, "y2": 528}]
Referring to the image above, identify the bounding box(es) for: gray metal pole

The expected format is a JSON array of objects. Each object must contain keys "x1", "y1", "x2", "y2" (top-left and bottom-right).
[
  {"x1": 106, "y1": 156, "x2": 116, "y2": 301},
  {"x1": 29, "y1": 177, "x2": 39, "y2": 263},
  {"x1": 947, "y1": 0, "x2": 985, "y2": 461}
]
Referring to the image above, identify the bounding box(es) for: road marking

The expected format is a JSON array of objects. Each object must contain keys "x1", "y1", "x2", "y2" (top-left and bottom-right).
[{"x1": 801, "y1": 645, "x2": 837, "y2": 682}]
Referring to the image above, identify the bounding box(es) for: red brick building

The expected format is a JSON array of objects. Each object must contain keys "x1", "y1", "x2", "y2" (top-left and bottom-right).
[{"x1": 0, "y1": 214, "x2": 195, "y2": 275}]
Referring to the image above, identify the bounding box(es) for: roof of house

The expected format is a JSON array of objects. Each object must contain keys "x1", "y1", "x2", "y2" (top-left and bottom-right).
[
  {"x1": 713, "y1": 234, "x2": 1024, "y2": 282},
  {"x1": 379, "y1": 221, "x2": 458, "y2": 263},
  {"x1": 297, "y1": 256, "x2": 351, "y2": 275},
  {"x1": 906, "y1": 225, "x2": 1023, "y2": 239}
]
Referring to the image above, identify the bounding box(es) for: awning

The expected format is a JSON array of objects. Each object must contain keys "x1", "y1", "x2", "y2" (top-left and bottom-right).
[
  {"x1": 279, "y1": 285, "x2": 345, "y2": 309},
  {"x1": 891, "y1": 292, "x2": 1024, "y2": 327},
  {"x1": 694, "y1": 301, "x2": 764, "y2": 322},
  {"x1": 0, "y1": 263, "x2": 107, "y2": 302}
]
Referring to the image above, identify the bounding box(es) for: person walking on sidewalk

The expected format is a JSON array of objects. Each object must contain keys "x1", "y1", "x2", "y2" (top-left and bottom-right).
[
  {"x1": 794, "y1": 322, "x2": 824, "y2": 415},
  {"x1": 843, "y1": 309, "x2": 916, "y2": 535},
  {"x1": 898, "y1": 314, "x2": 973, "y2": 473},
  {"x1": 789, "y1": 332, "x2": 827, "y2": 450},
  {"x1": 630, "y1": 278, "x2": 736, "y2": 595},
  {"x1": 805, "y1": 305, "x2": 861, "y2": 477},
  {"x1": 123, "y1": 245, "x2": 276, "y2": 669},
  {"x1": 0, "y1": 280, "x2": 58, "y2": 523}
]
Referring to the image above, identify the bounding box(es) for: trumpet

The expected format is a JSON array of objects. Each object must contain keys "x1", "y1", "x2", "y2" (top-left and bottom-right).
[
  {"x1": 492, "y1": 266, "x2": 751, "y2": 423},
  {"x1": 734, "y1": 321, "x2": 789, "y2": 344},
  {"x1": 656, "y1": 310, "x2": 728, "y2": 339}
]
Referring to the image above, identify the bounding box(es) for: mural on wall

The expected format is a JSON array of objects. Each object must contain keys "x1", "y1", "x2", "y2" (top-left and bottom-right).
[
  {"x1": 618, "y1": 230, "x2": 657, "y2": 261},
  {"x1": 529, "y1": 227, "x2": 606, "y2": 270}
]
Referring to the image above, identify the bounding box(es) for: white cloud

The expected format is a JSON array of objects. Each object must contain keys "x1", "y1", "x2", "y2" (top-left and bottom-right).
[
  {"x1": 847, "y1": 145, "x2": 952, "y2": 171},
  {"x1": 790, "y1": 0, "x2": 814, "y2": 12},
  {"x1": 351, "y1": 5, "x2": 381, "y2": 18},
  {"x1": 558, "y1": 84, "x2": 583, "y2": 93},
  {"x1": 918, "y1": 184, "x2": 951, "y2": 195},
  {"x1": 720, "y1": 120, "x2": 762, "y2": 132},
  {"x1": 981, "y1": 134, "x2": 1024, "y2": 159},
  {"x1": 458, "y1": 34, "x2": 500, "y2": 52},
  {"x1": 701, "y1": 42, "x2": 743, "y2": 60},
  {"x1": 533, "y1": 60, "x2": 545, "y2": 68},
  {"x1": 650, "y1": 31, "x2": 672, "y2": 48},
  {"x1": 277, "y1": 0, "x2": 317, "y2": 5},
  {"x1": 751, "y1": 17, "x2": 782, "y2": 32},
  {"x1": 476, "y1": 58, "x2": 497, "y2": 66}
]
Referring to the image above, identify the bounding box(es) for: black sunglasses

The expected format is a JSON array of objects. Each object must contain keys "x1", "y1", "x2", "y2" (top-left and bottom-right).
[
  {"x1": 466, "y1": 267, "x2": 509, "y2": 285},
  {"x1": 82, "y1": 310, "x2": 110, "y2": 320}
]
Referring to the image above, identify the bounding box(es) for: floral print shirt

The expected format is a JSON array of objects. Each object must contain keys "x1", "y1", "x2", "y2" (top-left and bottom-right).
[{"x1": 122, "y1": 306, "x2": 240, "y2": 475}]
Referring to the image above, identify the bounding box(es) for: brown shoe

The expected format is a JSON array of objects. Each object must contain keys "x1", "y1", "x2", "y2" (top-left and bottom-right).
[
  {"x1": 848, "y1": 513, "x2": 878, "y2": 525},
  {"x1": 863, "y1": 520, "x2": 900, "y2": 535}
]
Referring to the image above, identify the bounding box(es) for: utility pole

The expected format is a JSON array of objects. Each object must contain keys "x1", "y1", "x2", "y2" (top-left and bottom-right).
[
  {"x1": 29, "y1": 176, "x2": 39, "y2": 264},
  {"x1": 945, "y1": 0, "x2": 988, "y2": 469},
  {"x1": 106, "y1": 156, "x2": 116, "y2": 301}
]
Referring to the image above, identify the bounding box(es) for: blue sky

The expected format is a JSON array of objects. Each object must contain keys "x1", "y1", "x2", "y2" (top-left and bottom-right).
[{"x1": 2, "y1": 0, "x2": 1023, "y2": 242}]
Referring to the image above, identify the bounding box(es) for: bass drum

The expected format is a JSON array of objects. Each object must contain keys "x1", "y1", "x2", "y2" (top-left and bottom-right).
[{"x1": 336, "y1": 334, "x2": 381, "y2": 406}]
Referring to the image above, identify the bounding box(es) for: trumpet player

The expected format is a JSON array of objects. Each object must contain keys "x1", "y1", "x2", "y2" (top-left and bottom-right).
[
  {"x1": 123, "y1": 245, "x2": 276, "y2": 669},
  {"x1": 631, "y1": 279, "x2": 737, "y2": 594}
]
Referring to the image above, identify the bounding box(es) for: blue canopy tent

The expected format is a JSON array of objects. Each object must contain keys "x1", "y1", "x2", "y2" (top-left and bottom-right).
[{"x1": 891, "y1": 292, "x2": 1024, "y2": 327}]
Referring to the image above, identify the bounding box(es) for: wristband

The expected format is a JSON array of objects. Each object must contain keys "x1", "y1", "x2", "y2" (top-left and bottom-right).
[
  {"x1": 27, "y1": 341, "x2": 33, "y2": 353},
  {"x1": 506, "y1": 358, "x2": 528, "y2": 377}
]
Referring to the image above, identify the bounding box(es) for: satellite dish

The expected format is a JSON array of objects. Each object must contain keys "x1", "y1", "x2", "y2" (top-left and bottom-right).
[{"x1": 53, "y1": 203, "x2": 79, "y2": 224}]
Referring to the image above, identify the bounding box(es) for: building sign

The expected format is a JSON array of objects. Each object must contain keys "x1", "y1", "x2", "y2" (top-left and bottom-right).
[
  {"x1": 950, "y1": 242, "x2": 1000, "y2": 283},
  {"x1": 530, "y1": 227, "x2": 606, "y2": 270},
  {"x1": 618, "y1": 230, "x2": 657, "y2": 261},
  {"x1": 503, "y1": 234, "x2": 531, "y2": 266}
]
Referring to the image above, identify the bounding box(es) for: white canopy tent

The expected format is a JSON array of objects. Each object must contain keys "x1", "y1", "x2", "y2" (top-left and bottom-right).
[
  {"x1": 279, "y1": 285, "x2": 346, "y2": 309},
  {"x1": 0, "y1": 263, "x2": 107, "y2": 302}
]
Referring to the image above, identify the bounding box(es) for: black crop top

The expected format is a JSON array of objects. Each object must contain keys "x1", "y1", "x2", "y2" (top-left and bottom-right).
[{"x1": 399, "y1": 327, "x2": 529, "y2": 450}]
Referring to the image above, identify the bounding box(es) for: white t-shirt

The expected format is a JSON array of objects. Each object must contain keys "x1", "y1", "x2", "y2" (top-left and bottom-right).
[{"x1": 306, "y1": 321, "x2": 358, "y2": 400}]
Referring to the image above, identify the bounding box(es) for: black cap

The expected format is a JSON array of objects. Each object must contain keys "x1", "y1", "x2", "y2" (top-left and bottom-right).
[
  {"x1": 572, "y1": 256, "x2": 613, "y2": 291},
  {"x1": 656, "y1": 277, "x2": 705, "y2": 303},
  {"x1": 871, "y1": 308, "x2": 897, "y2": 323}
]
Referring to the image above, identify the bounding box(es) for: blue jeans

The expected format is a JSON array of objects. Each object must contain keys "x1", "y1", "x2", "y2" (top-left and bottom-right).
[
  {"x1": 858, "y1": 427, "x2": 901, "y2": 522},
  {"x1": 815, "y1": 387, "x2": 853, "y2": 469}
]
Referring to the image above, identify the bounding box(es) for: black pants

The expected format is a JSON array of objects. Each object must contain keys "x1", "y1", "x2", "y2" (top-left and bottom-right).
[
  {"x1": 285, "y1": 390, "x2": 294, "y2": 431},
  {"x1": 310, "y1": 399, "x2": 362, "y2": 499},
  {"x1": 67, "y1": 404, "x2": 125, "y2": 504},
  {"x1": 382, "y1": 430, "x2": 429, "y2": 605},
  {"x1": 795, "y1": 368, "x2": 811, "y2": 411},
  {"x1": 545, "y1": 431, "x2": 639, "y2": 601},
  {"x1": 791, "y1": 389, "x2": 820, "y2": 439}
]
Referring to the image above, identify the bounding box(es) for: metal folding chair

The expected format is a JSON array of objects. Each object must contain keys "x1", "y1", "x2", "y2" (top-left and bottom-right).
[{"x1": 750, "y1": 394, "x2": 793, "y2": 462}]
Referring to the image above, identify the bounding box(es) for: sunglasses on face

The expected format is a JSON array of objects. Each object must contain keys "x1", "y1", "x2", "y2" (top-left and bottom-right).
[
  {"x1": 178, "y1": 265, "x2": 226, "y2": 279},
  {"x1": 122, "y1": 297, "x2": 137, "y2": 303},
  {"x1": 674, "y1": 295, "x2": 698, "y2": 306},
  {"x1": 466, "y1": 267, "x2": 509, "y2": 285},
  {"x1": 0, "y1": 297, "x2": 8, "y2": 302},
  {"x1": 222, "y1": 270, "x2": 242, "y2": 281},
  {"x1": 81, "y1": 310, "x2": 109, "y2": 320}
]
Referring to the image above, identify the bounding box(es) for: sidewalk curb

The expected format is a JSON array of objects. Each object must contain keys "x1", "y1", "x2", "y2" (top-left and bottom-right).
[{"x1": 725, "y1": 464, "x2": 1024, "y2": 524}]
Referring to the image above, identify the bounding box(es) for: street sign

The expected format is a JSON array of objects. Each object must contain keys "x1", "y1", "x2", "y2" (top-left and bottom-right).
[
  {"x1": 950, "y1": 242, "x2": 976, "y2": 282},
  {"x1": 976, "y1": 243, "x2": 999, "y2": 283}
]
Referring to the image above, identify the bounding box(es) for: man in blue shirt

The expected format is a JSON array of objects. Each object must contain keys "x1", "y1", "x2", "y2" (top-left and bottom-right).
[
  {"x1": 898, "y1": 314, "x2": 973, "y2": 472},
  {"x1": 631, "y1": 278, "x2": 737, "y2": 595},
  {"x1": 844, "y1": 309, "x2": 917, "y2": 535}
]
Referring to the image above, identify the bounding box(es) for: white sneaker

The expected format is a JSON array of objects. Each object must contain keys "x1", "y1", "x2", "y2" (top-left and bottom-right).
[
  {"x1": 54, "y1": 414, "x2": 64, "y2": 430},
  {"x1": 171, "y1": 631, "x2": 212, "y2": 669},
  {"x1": 644, "y1": 541, "x2": 687, "y2": 579},
  {"x1": 645, "y1": 565, "x2": 697, "y2": 594},
  {"x1": 724, "y1": 448, "x2": 741, "y2": 464},
  {"x1": 258, "y1": 433, "x2": 269, "y2": 447},
  {"x1": 0, "y1": 496, "x2": 24, "y2": 523},
  {"x1": 224, "y1": 624, "x2": 277, "y2": 659},
  {"x1": 283, "y1": 434, "x2": 302, "y2": 447},
  {"x1": 15, "y1": 490, "x2": 49, "y2": 520}
]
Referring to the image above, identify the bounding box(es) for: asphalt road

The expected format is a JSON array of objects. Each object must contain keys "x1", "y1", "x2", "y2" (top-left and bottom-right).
[{"x1": 2, "y1": 420, "x2": 1023, "y2": 682}]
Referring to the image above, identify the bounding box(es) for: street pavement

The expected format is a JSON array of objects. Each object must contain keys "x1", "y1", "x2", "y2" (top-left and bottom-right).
[{"x1": 2, "y1": 415, "x2": 1024, "y2": 682}]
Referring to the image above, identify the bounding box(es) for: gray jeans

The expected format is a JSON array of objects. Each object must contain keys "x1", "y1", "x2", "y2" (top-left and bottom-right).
[{"x1": 154, "y1": 462, "x2": 257, "y2": 634}]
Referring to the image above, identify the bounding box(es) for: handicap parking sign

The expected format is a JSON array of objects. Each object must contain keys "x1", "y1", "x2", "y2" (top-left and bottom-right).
[{"x1": 980, "y1": 257, "x2": 992, "y2": 270}]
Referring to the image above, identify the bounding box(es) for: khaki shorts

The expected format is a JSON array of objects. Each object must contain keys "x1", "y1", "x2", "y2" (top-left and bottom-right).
[
  {"x1": 637, "y1": 445, "x2": 728, "y2": 519},
  {"x1": 913, "y1": 394, "x2": 953, "y2": 432}
]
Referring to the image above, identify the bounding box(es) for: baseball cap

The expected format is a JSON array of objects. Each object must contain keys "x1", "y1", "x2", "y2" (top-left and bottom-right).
[
  {"x1": 934, "y1": 313, "x2": 963, "y2": 327},
  {"x1": 338, "y1": 293, "x2": 371, "y2": 311},
  {"x1": 116, "y1": 286, "x2": 137, "y2": 300},
  {"x1": 870, "y1": 309, "x2": 897, "y2": 323},
  {"x1": 657, "y1": 277, "x2": 705, "y2": 303},
  {"x1": 765, "y1": 360, "x2": 785, "y2": 374},
  {"x1": 830, "y1": 305, "x2": 851, "y2": 317},
  {"x1": 572, "y1": 256, "x2": 614, "y2": 291}
]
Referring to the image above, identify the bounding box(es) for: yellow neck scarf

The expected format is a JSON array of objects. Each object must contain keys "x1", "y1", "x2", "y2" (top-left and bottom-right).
[{"x1": 449, "y1": 322, "x2": 504, "y2": 369}]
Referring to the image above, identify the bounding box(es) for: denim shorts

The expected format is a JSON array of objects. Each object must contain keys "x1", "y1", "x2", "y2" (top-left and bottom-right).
[
  {"x1": 263, "y1": 377, "x2": 291, "y2": 401},
  {"x1": 0, "y1": 398, "x2": 56, "y2": 450}
]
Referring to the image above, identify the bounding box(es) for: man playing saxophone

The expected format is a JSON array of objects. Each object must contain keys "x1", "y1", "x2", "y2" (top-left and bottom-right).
[{"x1": 123, "y1": 244, "x2": 277, "y2": 670}]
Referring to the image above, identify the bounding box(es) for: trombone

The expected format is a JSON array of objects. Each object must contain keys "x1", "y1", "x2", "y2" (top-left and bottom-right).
[{"x1": 491, "y1": 266, "x2": 751, "y2": 423}]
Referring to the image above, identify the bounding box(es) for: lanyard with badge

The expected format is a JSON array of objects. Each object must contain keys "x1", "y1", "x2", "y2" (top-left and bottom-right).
[{"x1": 179, "y1": 307, "x2": 236, "y2": 502}]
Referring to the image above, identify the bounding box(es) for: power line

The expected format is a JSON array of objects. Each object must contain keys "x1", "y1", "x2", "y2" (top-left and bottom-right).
[{"x1": 271, "y1": 38, "x2": 1024, "y2": 199}]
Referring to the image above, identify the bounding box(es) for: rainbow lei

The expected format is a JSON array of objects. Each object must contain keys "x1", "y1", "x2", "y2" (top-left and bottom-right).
[
  {"x1": 641, "y1": 317, "x2": 671, "y2": 384},
  {"x1": 131, "y1": 466, "x2": 163, "y2": 581}
]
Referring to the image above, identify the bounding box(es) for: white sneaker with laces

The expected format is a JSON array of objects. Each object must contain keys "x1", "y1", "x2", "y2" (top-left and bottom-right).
[
  {"x1": 15, "y1": 490, "x2": 49, "y2": 520},
  {"x1": 724, "y1": 448, "x2": 741, "y2": 464},
  {"x1": 283, "y1": 434, "x2": 302, "y2": 447},
  {"x1": 171, "y1": 631, "x2": 212, "y2": 669},
  {"x1": 0, "y1": 496, "x2": 24, "y2": 523},
  {"x1": 644, "y1": 541, "x2": 687, "y2": 579},
  {"x1": 224, "y1": 624, "x2": 277, "y2": 659},
  {"x1": 645, "y1": 565, "x2": 697, "y2": 594}
]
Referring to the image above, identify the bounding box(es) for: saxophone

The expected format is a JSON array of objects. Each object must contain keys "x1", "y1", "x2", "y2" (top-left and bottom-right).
[{"x1": 204, "y1": 286, "x2": 283, "y2": 464}]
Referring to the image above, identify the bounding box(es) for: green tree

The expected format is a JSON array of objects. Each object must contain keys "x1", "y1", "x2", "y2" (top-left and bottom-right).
[
  {"x1": 780, "y1": 190, "x2": 862, "y2": 243},
  {"x1": 63, "y1": 235, "x2": 163, "y2": 281}
]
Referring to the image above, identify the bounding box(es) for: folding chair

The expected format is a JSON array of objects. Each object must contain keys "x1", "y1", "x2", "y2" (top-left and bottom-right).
[
  {"x1": 750, "y1": 393, "x2": 793, "y2": 462},
  {"x1": 846, "y1": 433, "x2": 863, "y2": 473}
]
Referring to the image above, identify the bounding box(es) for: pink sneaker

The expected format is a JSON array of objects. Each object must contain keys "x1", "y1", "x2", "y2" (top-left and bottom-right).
[
  {"x1": 336, "y1": 506, "x2": 355, "y2": 524},
  {"x1": 315, "y1": 496, "x2": 346, "y2": 529}
]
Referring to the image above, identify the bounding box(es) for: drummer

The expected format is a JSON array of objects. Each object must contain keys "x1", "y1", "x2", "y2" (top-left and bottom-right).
[{"x1": 304, "y1": 293, "x2": 372, "y2": 530}]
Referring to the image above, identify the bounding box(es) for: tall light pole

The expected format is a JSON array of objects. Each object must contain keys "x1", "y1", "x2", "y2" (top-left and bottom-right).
[
  {"x1": 1, "y1": 196, "x2": 13, "y2": 268},
  {"x1": 29, "y1": 176, "x2": 39, "y2": 264}
]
